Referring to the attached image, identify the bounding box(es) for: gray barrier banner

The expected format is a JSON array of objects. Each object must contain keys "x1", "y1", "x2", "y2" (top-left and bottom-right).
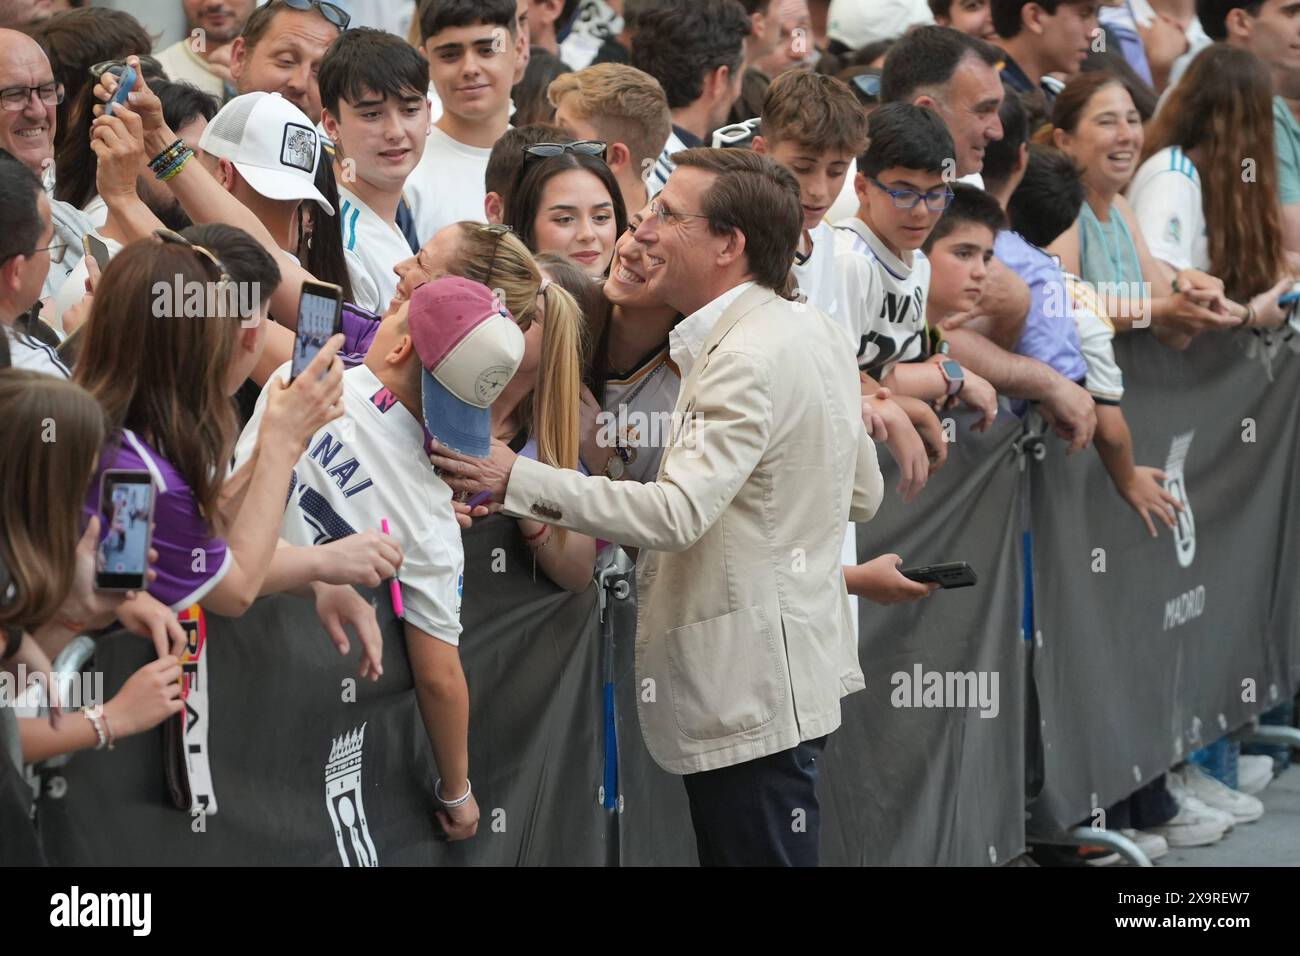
[
  {"x1": 1027, "y1": 330, "x2": 1300, "y2": 835},
  {"x1": 34, "y1": 515, "x2": 604, "y2": 866},
  {"x1": 824, "y1": 413, "x2": 1026, "y2": 865},
  {"x1": 24, "y1": 427, "x2": 1030, "y2": 866}
]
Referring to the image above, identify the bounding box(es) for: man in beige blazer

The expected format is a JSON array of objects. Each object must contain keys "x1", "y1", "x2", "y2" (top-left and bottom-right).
[{"x1": 437, "y1": 147, "x2": 884, "y2": 866}]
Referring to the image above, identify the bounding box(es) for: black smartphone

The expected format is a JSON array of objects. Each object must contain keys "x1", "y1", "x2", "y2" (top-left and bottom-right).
[
  {"x1": 95, "y1": 470, "x2": 155, "y2": 591},
  {"x1": 291, "y1": 280, "x2": 343, "y2": 380},
  {"x1": 82, "y1": 233, "x2": 111, "y2": 273},
  {"x1": 900, "y1": 562, "x2": 977, "y2": 589}
]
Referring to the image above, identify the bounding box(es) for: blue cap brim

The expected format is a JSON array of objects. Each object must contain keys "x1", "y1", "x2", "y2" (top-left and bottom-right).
[{"x1": 421, "y1": 369, "x2": 491, "y2": 458}]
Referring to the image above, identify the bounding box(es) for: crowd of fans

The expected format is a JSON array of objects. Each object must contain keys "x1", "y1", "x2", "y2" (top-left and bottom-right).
[{"x1": 0, "y1": 0, "x2": 1297, "y2": 865}]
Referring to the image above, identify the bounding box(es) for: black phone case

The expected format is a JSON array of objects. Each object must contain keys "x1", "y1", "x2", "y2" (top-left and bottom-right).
[{"x1": 901, "y1": 563, "x2": 977, "y2": 588}]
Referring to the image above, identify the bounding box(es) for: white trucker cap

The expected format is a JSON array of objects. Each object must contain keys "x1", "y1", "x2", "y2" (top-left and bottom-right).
[{"x1": 199, "y1": 91, "x2": 334, "y2": 215}]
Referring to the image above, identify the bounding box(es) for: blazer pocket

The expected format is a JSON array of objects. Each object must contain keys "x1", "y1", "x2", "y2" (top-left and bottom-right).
[{"x1": 665, "y1": 605, "x2": 786, "y2": 741}]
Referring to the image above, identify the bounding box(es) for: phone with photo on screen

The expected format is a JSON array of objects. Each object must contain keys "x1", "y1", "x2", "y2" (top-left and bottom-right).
[
  {"x1": 95, "y1": 469, "x2": 155, "y2": 592},
  {"x1": 291, "y1": 279, "x2": 343, "y2": 381}
]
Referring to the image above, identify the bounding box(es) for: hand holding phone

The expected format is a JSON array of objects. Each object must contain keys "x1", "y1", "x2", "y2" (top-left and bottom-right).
[
  {"x1": 899, "y1": 561, "x2": 977, "y2": 589},
  {"x1": 104, "y1": 64, "x2": 136, "y2": 117},
  {"x1": 291, "y1": 280, "x2": 344, "y2": 381},
  {"x1": 82, "y1": 233, "x2": 111, "y2": 274},
  {"x1": 95, "y1": 470, "x2": 155, "y2": 592}
]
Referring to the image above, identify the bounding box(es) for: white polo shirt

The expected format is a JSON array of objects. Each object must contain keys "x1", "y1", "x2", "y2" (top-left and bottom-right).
[
  {"x1": 233, "y1": 362, "x2": 464, "y2": 645},
  {"x1": 338, "y1": 185, "x2": 410, "y2": 315}
]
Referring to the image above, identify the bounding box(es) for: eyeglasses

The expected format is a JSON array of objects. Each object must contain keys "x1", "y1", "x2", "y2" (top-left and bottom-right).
[
  {"x1": 869, "y1": 177, "x2": 954, "y2": 212},
  {"x1": 280, "y1": 0, "x2": 351, "y2": 31},
  {"x1": 851, "y1": 73, "x2": 881, "y2": 104},
  {"x1": 0, "y1": 82, "x2": 63, "y2": 112},
  {"x1": 0, "y1": 239, "x2": 67, "y2": 266},
  {"x1": 153, "y1": 228, "x2": 231, "y2": 288},
  {"x1": 522, "y1": 140, "x2": 608, "y2": 165},
  {"x1": 90, "y1": 56, "x2": 164, "y2": 82},
  {"x1": 647, "y1": 198, "x2": 709, "y2": 228}
]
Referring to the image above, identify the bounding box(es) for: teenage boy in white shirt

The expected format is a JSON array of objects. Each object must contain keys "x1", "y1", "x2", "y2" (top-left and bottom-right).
[
  {"x1": 319, "y1": 28, "x2": 431, "y2": 315},
  {"x1": 406, "y1": 0, "x2": 520, "y2": 245},
  {"x1": 234, "y1": 276, "x2": 525, "y2": 841},
  {"x1": 751, "y1": 72, "x2": 940, "y2": 608},
  {"x1": 834, "y1": 102, "x2": 999, "y2": 435}
]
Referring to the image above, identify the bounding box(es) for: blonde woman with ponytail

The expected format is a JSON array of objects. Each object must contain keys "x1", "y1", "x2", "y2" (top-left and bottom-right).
[{"x1": 394, "y1": 222, "x2": 597, "y2": 593}]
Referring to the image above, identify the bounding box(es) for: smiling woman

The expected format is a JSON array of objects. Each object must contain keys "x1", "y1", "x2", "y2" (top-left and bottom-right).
[{"x1": 504, "y1": 148, "x2": 627, "y2": 278}]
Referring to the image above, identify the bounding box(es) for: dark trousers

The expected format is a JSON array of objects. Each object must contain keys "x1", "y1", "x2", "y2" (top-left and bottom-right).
[{"x1": 681, "y1": 735, "x2": 828, "y2": 867}]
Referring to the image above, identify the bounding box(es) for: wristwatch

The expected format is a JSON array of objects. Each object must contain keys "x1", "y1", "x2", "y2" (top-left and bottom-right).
[
  {"x1": 604, "y1": 446, "x2": 631, "y2": 479},
  {"x1": 938, "y1": 358, "x2": 965, "y2": 397}
]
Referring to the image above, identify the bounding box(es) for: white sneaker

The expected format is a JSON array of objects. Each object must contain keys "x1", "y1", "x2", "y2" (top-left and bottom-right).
[
  {"x1": 1153, "y1": 775, "x2": 1232, "y2": 847},
  {"x1": 1178, "y1": 764, "x2": 1264, "y2": 823},
  {"x1": 1236, "y1": 754, "x2": 1275, "y2": 795},
  {"x1": 1120, "y1": 828, "x2": 1169, "y2": 862}
]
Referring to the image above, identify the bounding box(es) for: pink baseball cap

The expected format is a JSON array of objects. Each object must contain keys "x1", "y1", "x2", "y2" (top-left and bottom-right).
[{"x1": 408, "y1": 276, "x2": 525, "y2": 458}]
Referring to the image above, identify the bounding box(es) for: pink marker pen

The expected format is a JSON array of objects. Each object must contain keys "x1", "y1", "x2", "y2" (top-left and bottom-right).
[{"x1": 381, "y1": 518, "x2": 403, "y2": 618}]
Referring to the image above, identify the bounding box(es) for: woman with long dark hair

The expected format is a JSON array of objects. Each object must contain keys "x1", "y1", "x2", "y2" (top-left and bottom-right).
[
  {"x1": 1130, "y1": 45, "x2": 1296, "y2": 342},
  {"x1": 504, "y1": 147, "x2": 628, "y2": 279}
]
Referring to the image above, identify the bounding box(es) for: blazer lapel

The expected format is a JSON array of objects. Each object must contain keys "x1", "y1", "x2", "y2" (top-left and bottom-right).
[{"x1": 676, "y1": 284, "x2": 779, "y2": 400}]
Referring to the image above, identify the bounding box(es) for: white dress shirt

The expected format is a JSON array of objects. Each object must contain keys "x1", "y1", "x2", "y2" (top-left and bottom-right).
[{"x1": 667, "y1": 280, "x2": 756, "y2": 380}]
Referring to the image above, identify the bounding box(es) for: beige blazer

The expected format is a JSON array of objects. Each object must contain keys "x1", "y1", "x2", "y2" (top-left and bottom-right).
[{"x1": 503, "y1": 285, "x2": 883, "y2": 774}]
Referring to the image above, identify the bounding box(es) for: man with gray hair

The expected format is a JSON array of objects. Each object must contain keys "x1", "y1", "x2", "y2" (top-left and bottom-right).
[{"x1": 0, "y1": 28, "x2": 89, "y2": 300}]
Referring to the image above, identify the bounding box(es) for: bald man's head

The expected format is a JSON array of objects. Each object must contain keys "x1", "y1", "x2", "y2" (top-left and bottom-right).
[{"x1": 0, "y1": 29, "x2": 57, "y2": 176}]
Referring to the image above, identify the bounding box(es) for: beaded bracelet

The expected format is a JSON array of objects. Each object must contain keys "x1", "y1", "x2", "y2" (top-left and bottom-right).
[
  {"x1": 157, "y1": 148, "x2": 194, "y2": 183},
  {"x1": 147, "y1": 138, "x2": 186, "y2": 174}
]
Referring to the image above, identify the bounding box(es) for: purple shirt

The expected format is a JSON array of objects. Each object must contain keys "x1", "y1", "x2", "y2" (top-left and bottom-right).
[
  {"x1": 85, "y1": 429, "x2": 231, "y2": 611},
  {"x1": 994, "y1": 230, "x2": 1089, "y2": 384}
]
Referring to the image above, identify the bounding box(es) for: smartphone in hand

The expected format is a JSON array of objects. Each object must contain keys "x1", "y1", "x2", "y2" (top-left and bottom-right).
[
  {"x1": 104, "y1": 64, "x2": 136, "y2": 116},
  {"x1": 900, "y1": 562, "x2": 977, "y2": 589},
  {"x1": 95, "y1": 469, "x2": 155, "y2": 591},
  {"x1": 291, "y1": 280, "x2": 343, "y2": 381}
]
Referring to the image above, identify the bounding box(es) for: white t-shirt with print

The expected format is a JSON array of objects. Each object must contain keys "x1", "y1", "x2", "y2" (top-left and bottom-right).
[
  {"x1": 832, "y1": 215, "x2": 932, "y2": 381},
  {"x1": 404, "y1": 125, "x2": 493, "y2": 246},
  {"x1": 337, "y1": 185, "x2": 410, "y2": 314},
  {"x1": 234, "y1": 362, "x2": 465, "y2": 645},
  {"x1": 1127, "y1": 145, "x2": 1209, "y2": 274},
  {"x1": 601, "y1": 346, "x2": 681, "y2": 485}
]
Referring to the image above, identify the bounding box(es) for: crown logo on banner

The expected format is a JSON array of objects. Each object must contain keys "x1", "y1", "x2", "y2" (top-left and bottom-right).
[{"x1": 326, "y1": 722, "x2": 366, "y2": 774}]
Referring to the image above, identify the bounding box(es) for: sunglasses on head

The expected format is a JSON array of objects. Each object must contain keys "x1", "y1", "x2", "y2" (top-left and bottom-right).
[
  {"x1": 522, "y1": 140, "x2": 608, "y2": 166},
  {"x1": 280, "y1": 0, "x2": 351, "y2": 31},
  {"x1": 90, "y1": 56, "x2": 164, "y2": 83},
  {"x1": 154, "y1": 228, "x2": 231, "y2": 289}
]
